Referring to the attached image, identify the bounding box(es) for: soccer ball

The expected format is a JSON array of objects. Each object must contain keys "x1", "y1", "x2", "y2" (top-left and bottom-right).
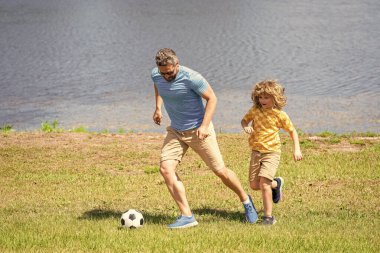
[{"x1": 120, "y1": 209, "x2": 144, "y2": 229}]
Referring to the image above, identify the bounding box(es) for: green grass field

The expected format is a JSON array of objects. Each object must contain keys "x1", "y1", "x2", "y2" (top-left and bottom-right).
[{"x1": 0, "y1": 132, "x2": 379, "y2": 252}]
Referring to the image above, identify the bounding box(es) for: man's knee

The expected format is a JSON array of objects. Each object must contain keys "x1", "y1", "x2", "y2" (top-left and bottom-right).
[
  {"x1": 213, "y1": 167, "x2": 229, "y2": 180},
  {"x1": 159, "y1": 166, "x2": 169, "y2": 177},
  {"x1": 160, "y1": 160, "x2": 177, "y2": 177}
]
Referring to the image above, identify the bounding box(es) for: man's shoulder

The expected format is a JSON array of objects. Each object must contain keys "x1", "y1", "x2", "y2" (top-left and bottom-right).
[
  {"x1": 179, "y1": 66, "x2": 203, "y2": 80},
  {"x1": 179, "y1": 65, "x2": 194, "y2": 74},
  {"x1": 151, "y1": 67, "x2": 160, "y2": 78}
]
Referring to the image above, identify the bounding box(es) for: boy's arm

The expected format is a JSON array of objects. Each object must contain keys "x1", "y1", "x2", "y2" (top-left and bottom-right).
[
  {"x1": 241, "y1": 119, "x2": 253, "y2": 134},
  {"x1": 289, "y1": 129, "x2": 303, "y2": 161}
]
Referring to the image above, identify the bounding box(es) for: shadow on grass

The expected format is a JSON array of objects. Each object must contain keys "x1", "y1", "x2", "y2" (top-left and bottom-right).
[
  {"x1": 193, "y1": 207, "x2": 246, "y2": 222},
  {"x1": 79, "y1": 209, "x2": 121, "y2": 220},
  {"x1": 78, "y1": 208, "x2": 172, "y2": 224},
  {"x1": 79, "y1": 206, "x2": 258, "y2": 224}
]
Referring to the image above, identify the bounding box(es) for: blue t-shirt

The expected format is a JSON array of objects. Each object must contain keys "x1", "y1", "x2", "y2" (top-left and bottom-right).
[{"x1": 151, "y1": 66, "x2": 209, "y2": 131}]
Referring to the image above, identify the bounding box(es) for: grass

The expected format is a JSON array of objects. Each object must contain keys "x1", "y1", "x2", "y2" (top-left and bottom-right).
[
  {"x1": 70, "y1": 125, "x2": 89, "y2": 133},
  {"x1": 1, "y1": 124, "x2": 13, "y2": 134},
  {"x1": 0, "y1": 132, "x2": 379, "y2": 252},
  {"x1": 40, "y1": 120, "x2": 63, "y2": 133}
]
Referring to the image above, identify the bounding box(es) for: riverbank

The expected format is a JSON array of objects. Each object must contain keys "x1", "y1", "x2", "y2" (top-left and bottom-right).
[{"x1": 1, "y1": 132, "x2": 379, "y2": 252}]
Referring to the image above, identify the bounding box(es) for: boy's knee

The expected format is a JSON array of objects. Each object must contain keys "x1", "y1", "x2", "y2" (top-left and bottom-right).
[
  {"x1": 259, "y1": 178, "x2": 272, "y2": 191},
  {"x1": 250, "y1": 181, "x2": 260, "y2": 190}
]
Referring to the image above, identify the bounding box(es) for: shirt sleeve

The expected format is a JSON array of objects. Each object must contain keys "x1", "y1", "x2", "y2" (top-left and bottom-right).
[
  {"x1": 151, "y1": 67, "x2": 160, "y2": 82},
  {"x1": 243, "y1": 107, "x2": 255, "y2": 123},
  {"x1": 189, "y1": 72, "x2": 209, "y2": 95},
  {"x1": 279, "y1": 111, "x2": 295, "y2": 133}
]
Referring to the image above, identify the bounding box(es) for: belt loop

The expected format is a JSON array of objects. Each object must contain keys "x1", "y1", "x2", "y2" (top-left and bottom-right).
[{"x1": 176, "y1": 129, "x2": 184, "y2": 136}]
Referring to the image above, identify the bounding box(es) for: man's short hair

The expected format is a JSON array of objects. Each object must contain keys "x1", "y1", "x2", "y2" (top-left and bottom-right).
[{"x1": 155, "y1": 48, "x2": 179, "y2": 66}]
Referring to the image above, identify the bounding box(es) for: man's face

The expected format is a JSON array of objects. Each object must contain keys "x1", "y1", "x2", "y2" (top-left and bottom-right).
[{"x1": 158, "y1": 63, "x2": 179, "y2": 82}]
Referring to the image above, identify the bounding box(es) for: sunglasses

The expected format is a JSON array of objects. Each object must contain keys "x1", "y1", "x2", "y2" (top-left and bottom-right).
[{"x1": 159, "y1": 69, "x2": 176, "y2": 76}]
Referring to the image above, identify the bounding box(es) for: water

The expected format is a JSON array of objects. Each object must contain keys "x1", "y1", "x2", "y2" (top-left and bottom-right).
[{"x1": 1, "y1": 0, "x2": 379, "y2": 133}]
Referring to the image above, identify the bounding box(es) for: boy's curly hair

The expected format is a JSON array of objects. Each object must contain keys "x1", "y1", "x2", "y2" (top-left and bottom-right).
[{"x1": 251, "y1": 79, "x2": 286, "y2": 110}]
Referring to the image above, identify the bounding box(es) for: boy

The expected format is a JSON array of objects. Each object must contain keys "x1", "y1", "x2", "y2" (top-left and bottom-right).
[{"x1": 241, "y1": 79, "x2": 302, "y2": 225}]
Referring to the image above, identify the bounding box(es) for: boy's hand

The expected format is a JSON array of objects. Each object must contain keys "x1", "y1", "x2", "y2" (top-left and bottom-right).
[
  {"x1": 243, "y1": 126, "x2": 254, "y2": 134},
  {"x1": 293, "y1": 149, "x2": 303, "y2": 161}
]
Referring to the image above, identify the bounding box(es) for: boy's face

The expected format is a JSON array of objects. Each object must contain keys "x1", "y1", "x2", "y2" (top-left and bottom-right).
[{"x1": 258, "y1": 94, "x2": 274, "y2": 109}]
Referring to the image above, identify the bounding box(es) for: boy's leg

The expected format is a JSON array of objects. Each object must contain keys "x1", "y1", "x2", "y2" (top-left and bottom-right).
[
  {"x1": 260, "y1": 177, "x2": 274, "y2": 217},
  {"x1": 249, "y1": 151, "x2": 261, "y2": 191},
  {"x1": 272, "y1": 177, "x2": 284, "y2": 203},
  {"x1": 257, "y1": 152, "x2": 280, "y2": 218}
]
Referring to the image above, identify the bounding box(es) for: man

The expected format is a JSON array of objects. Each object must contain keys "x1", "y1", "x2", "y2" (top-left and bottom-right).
[{"x1": 151, "y1": 48, "x2": 257, "y2": 228}]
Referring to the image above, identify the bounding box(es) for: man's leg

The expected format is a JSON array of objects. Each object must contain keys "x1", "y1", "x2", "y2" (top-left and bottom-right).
[
  {"x1": 186, "y1": 124, "x2": 247, "y2": 201},
  {"x1": 190, "y1": 125, "x2": 249, "y2": 202},
  {"x1": 213, "y1": 167, "x2": 249, "y2": 202},
  {"x1": 160, "y1": 128, "x2": 198, "y2": 228},
  {"x1": 213, "y1": 167, "x2": 258, "y2": 223},
  {"x1": 187, "y1": 124, "x2": 257, "y2": 222},
  {"x1": 160, "y1": 160, "x2": 192, "y2": 216}
]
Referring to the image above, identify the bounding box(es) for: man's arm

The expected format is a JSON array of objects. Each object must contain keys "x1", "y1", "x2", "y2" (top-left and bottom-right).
[
  {"x1": 153, "y1": 83, "x2": 163, "y2": 125},
  {"x1": 197, "y1": 85, "x2": 217, "y2": 139}
]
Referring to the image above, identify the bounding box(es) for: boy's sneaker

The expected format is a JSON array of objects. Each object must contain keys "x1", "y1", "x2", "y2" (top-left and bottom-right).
[
  {"x1": 243, "y1": 195, "x2": 258, "y2": 223},
  {"x1": 262, "y1": 216, "x2": 277, "y2": 226},
  {"x1": 272, "y1": 177, "x2": 284, "y2": 204},
  {"x1": 167, "y1": 214, "x2": 198, "y2": 229}
]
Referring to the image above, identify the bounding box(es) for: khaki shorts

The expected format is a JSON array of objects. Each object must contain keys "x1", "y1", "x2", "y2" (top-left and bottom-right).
[
  {"x1": 249, "y1": 151, "x2": 280, "y2": 182},
  {"x1": 160, "y1": 123, "x2": 225, "y2": 172}
]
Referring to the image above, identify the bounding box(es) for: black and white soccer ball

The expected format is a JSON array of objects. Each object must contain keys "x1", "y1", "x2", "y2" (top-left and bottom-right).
[{"x1": 120, "y1": 209, "x2": 144, "y2": 229}]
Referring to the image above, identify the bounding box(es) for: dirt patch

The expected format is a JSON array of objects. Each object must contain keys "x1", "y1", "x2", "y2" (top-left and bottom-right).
[
  {"x1": 308, "y1": 136, "x2": 379, "y2": 152},
  {"x1": 1, "y1": 132, "x2": 378, "y2": 155},
  {"x1": 0, "y1": 132, "x2": 164, "y2": 149}
]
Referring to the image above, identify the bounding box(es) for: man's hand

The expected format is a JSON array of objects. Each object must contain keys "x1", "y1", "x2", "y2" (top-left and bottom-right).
[
  {"x1": 243, "y1": 126, "x2": 254, "y2": 134},
  {"x1": 196, "y1": 125, "x2": 209, "y2": 140},
  {"x1": 153, "y1": 109, "x2": 162, "y2": 125}
]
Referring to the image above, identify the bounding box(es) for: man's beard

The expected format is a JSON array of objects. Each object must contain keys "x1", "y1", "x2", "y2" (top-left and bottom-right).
[{"x1": 164, "y1": 74, "x2": 177, "y2": 82}]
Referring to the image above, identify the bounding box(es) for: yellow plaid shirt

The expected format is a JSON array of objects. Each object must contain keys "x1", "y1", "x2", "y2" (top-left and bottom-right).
[{"x1": 243, "y1": 107, "x2": 295, "y2": 153}]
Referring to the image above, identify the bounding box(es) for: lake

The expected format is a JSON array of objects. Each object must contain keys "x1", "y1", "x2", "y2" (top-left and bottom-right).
[{"x1": 1, "y1": 0, "x2": 379, "y2": 133}]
